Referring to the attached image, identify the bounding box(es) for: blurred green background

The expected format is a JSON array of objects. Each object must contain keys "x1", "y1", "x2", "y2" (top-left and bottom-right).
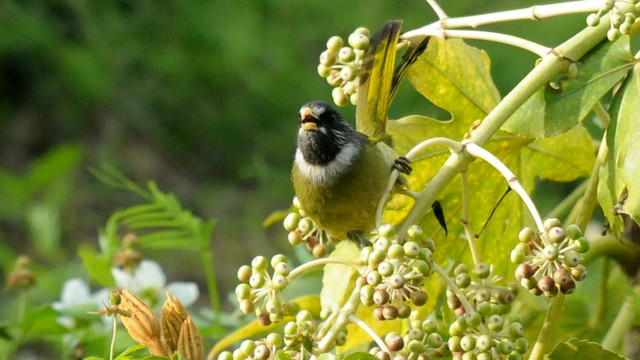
[{"x1": 0, "y1": 0, "x2": 592, "y2": 338}]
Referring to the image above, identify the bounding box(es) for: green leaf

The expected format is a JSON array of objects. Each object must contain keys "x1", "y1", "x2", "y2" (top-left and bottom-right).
[
  {"x1": 546, "y1": 338, "x2": 625, "y2": 359},
  {"x1": 114, "y1": 345, "x2": 151, "y2": 359},
  {"x1": 343, "y1": 352, "x2": 378, "y2": 360},
  {"x1": 503, "y1": 36, "x2": 634, "y2": 138},
  {"x1": 406, "y1": 37, "x2": 501, "y2": 122},
  {"x1": 320, "y1": 241, "x2": 360, "y2": 311},
  {"x1": 78, "y1": 243, "x2": 115, "y2": 287},
  {"x1": 21, "y1": 305, "x2": 67, "y2": 335},
  {"x1": 598, "y1": 62, "x2": 640, "y2": 235}
]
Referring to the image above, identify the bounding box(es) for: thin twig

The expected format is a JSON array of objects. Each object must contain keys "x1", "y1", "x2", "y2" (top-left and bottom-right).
[
  {"x1": 460, "y1": 172, "x2": 481, "y2": 265},
  {"x1": 348, "y1": 314, "x2": 390, "y2": 352},
  {"x1": 425, "y1": 0, "x2": 448, "y2": 20}
]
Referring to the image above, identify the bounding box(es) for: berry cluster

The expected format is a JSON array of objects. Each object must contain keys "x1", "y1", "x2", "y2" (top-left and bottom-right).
[
  {"x1": 235, "y1": 254, "x2": 298, "y2": 326},
  {"x1": 510, "y1": 219, "x2": 589, "y2": 297},
  {"x1": 283, "y1": 197, "x2": 329, "y2": 258},
  {"x1": 316, "y1": 27, "x2": 371, "y2": 107},
  {"x1": 447, "y1": 312, "x2": 529, "y2": 360},
  {"x1": 217, "y1": 333, "x2": 284, "y2": 360},
  {"x1": 585, "y1": 0, "x2": 639, "y2": 40},
  {"x1": 359, "y1": 224, "x2": 434, "y2": 320},
  {"x1": 447, "y1": 263, "x2": 517, "y2": 317},
  {"x1": 370, "y1": 319, "x2": 445, "y2": 360}
]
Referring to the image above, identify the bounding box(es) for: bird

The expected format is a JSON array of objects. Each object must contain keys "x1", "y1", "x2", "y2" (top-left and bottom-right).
[{"x1": 291, "y1": 100, "x2": 409, "y2": 242}]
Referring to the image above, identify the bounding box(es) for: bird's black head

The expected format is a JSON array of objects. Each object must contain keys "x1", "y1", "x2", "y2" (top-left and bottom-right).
[{"x1": 296, "y1": 101, "x2": 359, "y2": 166}]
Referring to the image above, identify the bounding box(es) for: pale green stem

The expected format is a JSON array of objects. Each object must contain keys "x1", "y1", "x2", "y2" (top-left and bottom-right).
[
  {"x1": 529, "y1": 295, "x2": 566, "y2": 360},
  {"x1": 464, "y1": 143, "x2": 546, "y2": 235},
  {"x1": 201, "y1": 246, "x2": 221, "y2": 314},
  {"x1": 288, "y1": 258, "x2": 362, "y2": 281},
  {"x1": 592, "y1": 101, "x2": 611, "y2": 127},
  {"x1": 591, "y1": 258, "x2": 610, "y2": 328},
  {"x1": 460, "y1": 171, "x2": 481, "y2": 265},
  {"x1": 425, "y1": 0, "x2": 448, "y2": 20},
  {"x1": 404, "y1": 28, "x2": 551, "y2": 57},
  {"x1": 348, "y1": 314, "x2": 390, "y2": 353},
  {"x1": 405, "y1": 137, "x2": 463, "y2": 161},
  {"x1": 574, "y1": 130, "x2": 609, "y2": 230},
  {"x1": 317, "y1": 282, "x2": 363, "y2": 352},
  {"x1": 601, "y1": 284, "x2": 640, "y2": 351},
  {"x1": 110, "y1": 316, "x2": 117, "y2": 360},
  {"x1": 432, "y1": 264, "x2": 476, "y2": 315},
  {"x1": 405, "y1": 1, "x2": 601, "y2": 34}
]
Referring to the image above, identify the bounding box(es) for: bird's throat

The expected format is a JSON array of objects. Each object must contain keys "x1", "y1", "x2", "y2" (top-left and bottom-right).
[{"x1": 295, "y1": 141, "x2": 361, "y2": 185}]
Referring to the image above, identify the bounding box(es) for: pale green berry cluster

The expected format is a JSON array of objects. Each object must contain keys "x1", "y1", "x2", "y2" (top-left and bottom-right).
[
  {"x1": 585, "y1": 0, "x2": 639, "y2": 40},
  {"x1": 235, "y1": 254, "x2": 299, "y2": 325},
  {"x1": 369, "y1": 319, "x2": 444, "y2": 360},
  {"x1": 317, "y1": 27, "x2": 371, "y2": 107},
  {"x1": 217, "y1": 334, "x2": 284, "y2": 360},
  {"x1": 510, "y1": 219, "x2": 589, "y2": 297},
  {"x1": 359, "y1": 224, "x2": 434, "y2": 321},
  {"x1": 283, "y1": 197, "x2": 329, "y2": 257},
  {"x1": 447, "y1": 263, "x2": 518, "y2": 317},
  {"x1": 447, "y1": 312, "x2": 529, "y2": 360}
]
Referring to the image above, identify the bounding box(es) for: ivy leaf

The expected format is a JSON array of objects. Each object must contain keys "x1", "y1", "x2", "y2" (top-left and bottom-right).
[
  {"x1": 598, "y1": 62, "x2": 640, "y2": 235},
  {"x1": 546, "y1": 338, "x2": 625, "y2": 359},
  {"x1": 320, "y1": 241, "x2": 360, "y2": 311},
  {"x1": 503, "y1": 36, "x2": 634, "y2": 138}
]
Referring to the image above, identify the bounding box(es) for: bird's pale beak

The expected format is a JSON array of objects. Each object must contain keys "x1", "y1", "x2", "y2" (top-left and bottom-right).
[{"x1": 300, "y1": 106, "x2": 318, "y2": 131}]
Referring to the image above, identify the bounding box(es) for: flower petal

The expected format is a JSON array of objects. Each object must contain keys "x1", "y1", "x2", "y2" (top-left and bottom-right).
[{"x1": 166, "y1": 282, "x2": 199, "y2": 307}]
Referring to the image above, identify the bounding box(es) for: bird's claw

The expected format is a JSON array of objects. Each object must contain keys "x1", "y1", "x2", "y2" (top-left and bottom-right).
[{"x1": 393, "y1": 156, "x2": 412, "y2": 175}]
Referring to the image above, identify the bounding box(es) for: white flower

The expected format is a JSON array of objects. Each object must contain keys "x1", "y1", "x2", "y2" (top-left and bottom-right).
[
  {"x1": 112, "y1": 259, "x2": 199, "y2": 307},
  {"x1": 53, "y1": 278, "x2": 110, "y2": 328}
]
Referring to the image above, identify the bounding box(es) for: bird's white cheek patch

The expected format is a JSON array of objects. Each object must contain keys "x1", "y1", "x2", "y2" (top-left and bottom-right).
[{"x1": 295, "y1": 143, "x2": 359, "y2": 185}]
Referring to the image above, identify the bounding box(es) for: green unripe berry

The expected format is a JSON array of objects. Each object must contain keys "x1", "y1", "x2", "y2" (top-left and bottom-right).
[
  {"x1": 498, "y1": 288, "x2": 515, "y2": 304},
  {"x1": 349, "y1": 92, "x2": 358, "y2": 106},
  {"x1": 389, "y1": 274, "x2": 405, "y2": 289},
  {"x1": 565, "y1": 224, "x2": 582, "y2": 239},
  {"x1": 274, "y1": 262, "x2": 290, "y2": 276},
  {"x1": 548, "y1": 227, "x2": 565, "y2": 243},
  {"x1": 338, "y1": 46, "x2": 356, "y2": 62},
  {"x1": 586, "y1": 13, "x2": 600, "y2": 26},
  {"x1": 237, "y1": 265, "x2": 252, "y2": 283},
  {"x1": 487, "y1": 314, "x2": 504, "y2": 331},
  {"x1": 354, "y1": 27, "x2": 371, "y2": 37},
  {"x1": 271, "y1": 254, "x2": 287, "y2": 267},
  {"x1": 407, "y1": 224, "x2": 424, "y2": 241},
  {"x1": 423, "y1": 238, "x2": 436, "y2": 252},
  {"x1": 378, "y1": 261, "x2": 394, "y2": 276},
  {"x1": 507, "y1": 352, "x2": 523, "y2": 360},
  {"x1": 620, "y1": 22, "x2": 633, "y2": 34},
  {"x1": 218, "y1": 351, "x2": 233, "y2": 360},
  {"x1": 448, "y1": 336, "x2": 462, "y2": 352},
  {"x1": 249, "y1": 272, "x2": 265, "y2": 288},
  {"x1": 462, "y1": 351, "x2": 477, "y2": 360},
  {"x1": 283, "y1": 213, "x2": 301, "y2": 232},
  {"x1": 477, "y1": 301, "x2": 492, "y2": 316},
  {"x1": 475, "y1": 288, "x2": 491, "y2": 303},
  {"x1": 476, "y1": 352, "x2": 492, "y2": 360},
  {"x1": 239, "y1": 299, "x2": 254, "y2": 314},
  {"x1": 232, "y1": 348, "x2": 245, "y2": 360},
  {"x1": 543, "y1": 218, "x2": 561, "y2": 232},
  {"x1": 456, "y1": 272, "x2": 471, "y2": 288},
  {"x1": 319, "y1": 50, "x2": 337, "y2": 67},
  {"x1": 465, "y1": 311, "x2": 482, "y2": 327},
  {"x1": 518, "y1": 227, "x2": 536, "y2": 243},
  {"x1": 454, "y1": 263, "x2": 470, "y2": 276},
  {"x1": 460, "y1": 335, "x2": 476, "y2": 351},
  {"x1": 266, "y1": 333, "x2": 282, "y2": 347},
  {"x1": 296, "y1": 310, "x2": 312, "y2": 323},
  {"x1": 284, "y1": 321, "x2": 297, "y2": 336},
  {"x1": 563, "y1": 250, "x2": 582, "y2": 267},
  {"x1": 407, "y1": 328, "x2": 424, "y2": 341},
  {"x1": 368, "y1": 249, "x2": 386, "y2": 266},
  {"x1": 287, "y1": 231, "x2": 302, "y2": 245},
  {"x1": 298, "y1": 218, "x2": 314, "y2": 234},
  {"x1": 375, "y1": 237, "x2": 391, "y2": 252},
  {"x1": 542, "y1": 244, "x2": 559, "y2": 260},
  {"x1": 265, "y1": 296, "x2": 282, "y2": 314},
  {"x1": 348, "y1": 33, "x2": 369, "y2": 50},
  {"x1": 476, "y1": 334, "x2": 494, "y2": 351},
  {"x1": 571, "y1": 264, "x2": 587, "y2": 281},
  {"x1": 327, "y1": 71, "x2": 342, "y2": 87},
  {"x1": 332, "y1": 87, "x2": 348, "y2": 107},
  {"x1": 508, "y1": 322, "x2": 524, "y2": 337},
  {"x1": 515, "y1": 337, "x2": 529, "y2": 353},
  {"x1": 449, "y1": 319, "x2": 465, "y2": 336},
  {"x1": 271, "y1": 274, "x2": 288, "y2": 290},
  {"x1": 510, "y1": 247, "x2": 526, "y2": 264},
  {"x1": 254, "y1": 344, "x2": 270, "y2": 360},
  {"x1": 574, "y1": 237, "x2": 590, "y2": 253},
  {"x1": 498, "y1": 339, "x2": 515, "y2": 355},
  {"x1": 388, "y1": 244, "x2": 405, "y2": 259},
  {"x1": 403, "y1": 241, "x2": 420, "y2": 257},
  {"x1": 240, "y1": 340, "x2": 256, "y2": 356},
  {"x1": 422, "y1": 319, "x2": 437, "y2": 333},
  {"x1": 418, "y1": 248, "x2": 433, "y2": 262},
  {"x1": 427, "y1": 333, "x2": 443, "y2": 347},
  {"x1": 235, "y1": 283, "x2": 251, "y2": 300},
  {"x1": 367, "y1": 270, "x2": 382, "y2": 285},
  {"x1": 611, "y1": 12, "x2": 624, "y2": 27},
  {"x1": 251, "y1": 256, "x2": 269, "y2": 271},
  {"x1": 474, "y1": 262, "x2": 491, "y2": 278},
  {"x1": 340, "y1": 65, "x2": 357, "y2": 81},
  {"x1": 326, "y1": 36, "x2": 344, "y2": 51},
  {"x1": 607, "y1": 28, "x2": 621, "y2": 41}
]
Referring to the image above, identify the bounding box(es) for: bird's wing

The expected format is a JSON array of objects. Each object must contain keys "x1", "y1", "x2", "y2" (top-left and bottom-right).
[
  {"x1": 356, "y1": 21, "x2": 429, "y2": 146},
  {"x1": 356, "y1": 20, "x2": 402, "y2": 143}
]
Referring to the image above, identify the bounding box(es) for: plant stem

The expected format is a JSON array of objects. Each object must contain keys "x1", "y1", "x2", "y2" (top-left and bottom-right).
[
  {"x1": 405, "y1": 1, "x2": 601, "y2": 33},
  {"x1": 432, "y1": 264, "x2": 476, "y2": 316},
  {"x1": 425, "y1": 0, "x2": 448, "y2": 20},
  {"x1": 110, "y1": 316, "x2": 117, "y2": 360},
  {"x1": 348, "y1": 314, "x2": 390, "y2": 352},
  {"x1": 602, "y1": 284, "x2": 640, "y2": 351},
  {"x1": 529, "y1": 294, "x2": 566, "y2": 360},
  {"x1": 288, "y1": 258, "x2": 362, "y2": 281},
  {"x1": 465, "y1": 143, "x2": 546, "y2": 235},
  {"x1": 591, "y1": 257, "x2": 610, "y2": 328},
  {"x1": 460, "y1": 172, "x2": 481, "y2": 265},
  {"x1": 201, "y1": 246, "x2": 221, "y2": 314},
  {"x1": 317, "y1": 283, "x2": 363, "y2": 352},
  {"x1": 403, "y1": 28, "x2": 551, "y2": 56}
]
